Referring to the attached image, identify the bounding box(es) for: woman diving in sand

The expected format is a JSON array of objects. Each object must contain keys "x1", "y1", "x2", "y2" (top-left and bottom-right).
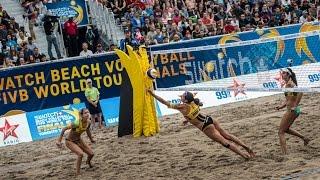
[
  {"x1": 275, "y1": 68, "x2": 310, "y2": 154},
  {"x1": 147, "y1": 89, "x2": 255, "y2": 159},
  {"x1": 56, "y1": 108, "x2": 95, "y2": 176}
]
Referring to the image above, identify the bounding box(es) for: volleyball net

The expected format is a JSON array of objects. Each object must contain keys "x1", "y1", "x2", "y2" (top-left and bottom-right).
[{"x1": 151, "y1": 29, "x2": 320, "y2": 93}]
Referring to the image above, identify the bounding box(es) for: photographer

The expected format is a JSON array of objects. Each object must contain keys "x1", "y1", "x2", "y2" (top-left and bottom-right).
[{"x1": 43, "y1": 15, "x2": 62, "y2": 60}]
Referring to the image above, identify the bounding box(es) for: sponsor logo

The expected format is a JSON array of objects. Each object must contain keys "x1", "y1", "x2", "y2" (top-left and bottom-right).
[
  {"x1": 274, "y1": 72, "x2": 285, "y2": 87},
  {"x1": 228, "y1": 79, "x2": 246, "y2": 97},
  {"x1": 0, "y1": 119, "x2": 19, "y2": 141}
]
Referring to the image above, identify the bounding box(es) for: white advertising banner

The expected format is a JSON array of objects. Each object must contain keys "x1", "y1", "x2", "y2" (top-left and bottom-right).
[
  {"x1": 156, "y1": 63, "x2": 320, "y2": 116},
  {"x1": 0, "y1": 114, "x2": 33, "y2": 147}
]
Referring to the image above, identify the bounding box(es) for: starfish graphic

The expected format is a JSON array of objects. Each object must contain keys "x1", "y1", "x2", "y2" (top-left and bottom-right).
[
  {"x1": 0, "y1": 119, "x2": 19, "y2": 141},
  {"x1": 274, "y1": 72, "x2": 286, "y2": 88},
  {"x1": 228, "y1": 79, "x2": 246, "y2": 97}
]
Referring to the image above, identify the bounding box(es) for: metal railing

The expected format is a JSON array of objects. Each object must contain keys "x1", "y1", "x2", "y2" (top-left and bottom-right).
[{"x1": 88, "y1": 0, "x2": 124, "y2": 47}]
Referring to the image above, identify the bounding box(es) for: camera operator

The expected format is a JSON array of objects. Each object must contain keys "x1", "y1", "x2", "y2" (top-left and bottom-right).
[{"x1": 43, "y1": 15, "x2": 62, "y2": 60}]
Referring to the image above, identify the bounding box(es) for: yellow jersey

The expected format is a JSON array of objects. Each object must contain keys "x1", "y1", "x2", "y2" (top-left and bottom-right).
[{"x1": 185, "y1": 102, "x2": 200, "y2": 120}]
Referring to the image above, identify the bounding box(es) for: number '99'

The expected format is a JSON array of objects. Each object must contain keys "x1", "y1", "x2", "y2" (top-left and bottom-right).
[
  {"x1": 216, "y1": 91, "x2": 231, "y2": 99},
  {"x1": 308, "y1": 73, "x2": 320, "y2": 82}
]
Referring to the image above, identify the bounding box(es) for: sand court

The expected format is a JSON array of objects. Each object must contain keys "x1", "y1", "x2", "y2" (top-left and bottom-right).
[{"x1": 0, "y1": 93, "x2": 319, "y2": 179}]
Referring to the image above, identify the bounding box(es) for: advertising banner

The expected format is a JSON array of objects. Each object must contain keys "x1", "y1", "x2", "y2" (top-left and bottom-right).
[
  {"x1": 26, "y1": 103, "x2": 85, "y2": 141},
  {"x1": 151, "y1": 29, "x2": 320, "y2": 88},
  {"x1": 0, "y1": 114, "x2": 33, "y2": 147},
  {"x1": 45, "y1": 0, "x2": 89, "y2": 26},
  {"x1": 0, "y1": 53, "x2": 122, "y2": 116}
]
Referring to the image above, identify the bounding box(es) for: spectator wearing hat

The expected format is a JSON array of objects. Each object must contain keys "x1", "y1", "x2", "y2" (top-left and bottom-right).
[
  {"x1": 95, "y1": 44, "x2": 106, "y2": 54},
  {"x1": 300, "y1": 11, "x2": 309, "y2": 23},
  {"x1": 85, "y1": 78, "x2": 103, "y2": 129},
  {"x1": 64, "y1": 16, "x2": 78, "y2": 57},
  {"x1": 43, "y1": 15, "x2": 62, "y2": 60}
]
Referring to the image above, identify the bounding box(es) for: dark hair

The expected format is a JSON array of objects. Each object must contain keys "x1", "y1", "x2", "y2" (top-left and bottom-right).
[
  {"x1": 184, "y1": 91, "x2": 203, "y2": 106},
  {"x1": 80, "y1": 108, "x2": 88, "y2": 115},
  {"x1": 287, "y1": 68, "x2": 298, "y2": 86}
]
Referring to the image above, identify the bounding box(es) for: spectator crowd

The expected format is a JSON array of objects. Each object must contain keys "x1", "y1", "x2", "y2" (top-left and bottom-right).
[
  {"x1": 99, "y1": 0, "x2": 320, "y2": 47},
  {"x1": 0, "y1": 1, "x2": 48, "y2": 69}
]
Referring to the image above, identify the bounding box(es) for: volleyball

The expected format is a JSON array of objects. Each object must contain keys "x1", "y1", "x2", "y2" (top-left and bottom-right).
[{"x1": 146, "y1": 68, "x2": 158, "y2": 79}]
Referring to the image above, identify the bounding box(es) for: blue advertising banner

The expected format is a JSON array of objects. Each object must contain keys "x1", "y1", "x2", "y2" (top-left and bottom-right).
[
  {"x1": 45, "y1": 0, "x2": 89, "y2": 26},
  {"x1": 151, "y1": 23, "x2": 320, "y2": 88},
  {"x1": 150, "y1": 22, "x2": 320, "y2": 51},
  {"x1": 0, "y1": 53, "x2": 122, "y2": 115},
  {"x1": 100, "y1": 97, "x2": 120, "y2": 127},
  {"x1": 26, "y1": 103, "x2": 85, "y2": 141}
]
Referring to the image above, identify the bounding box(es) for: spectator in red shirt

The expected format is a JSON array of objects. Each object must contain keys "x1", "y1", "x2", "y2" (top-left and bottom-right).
[
  {"x1": 224, "y1": 20, "x2": 236, "y2": 34},
  {"x1": 172, "y1": 9, "x2": 181, "y2": 24},
  {"x1": 64, "y1": 16, "x2": 78, "y2": 57},
  {"x1": 201, "y1": 12, "x2": 212, "y2": 26}
]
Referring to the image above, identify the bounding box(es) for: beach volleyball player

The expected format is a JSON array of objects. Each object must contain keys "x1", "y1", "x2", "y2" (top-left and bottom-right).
[
  {"x1": 56, "y1": 108, "x2": 95, "y2": 176},
  {"x1": 275, "y1": 68, "x2": 310, "y2": 154},
  {"x1": 148, "y1": 90, "x2": 255, "y2": 160}
]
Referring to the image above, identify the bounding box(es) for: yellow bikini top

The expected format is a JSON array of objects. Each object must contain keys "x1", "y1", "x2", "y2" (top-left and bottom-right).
[
  {"x1": 185, "y1": 102, "x2": 200, "y2": 120},
  {"x1": 69, "y1": 119, "x2": 88, "y2": 134}
]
